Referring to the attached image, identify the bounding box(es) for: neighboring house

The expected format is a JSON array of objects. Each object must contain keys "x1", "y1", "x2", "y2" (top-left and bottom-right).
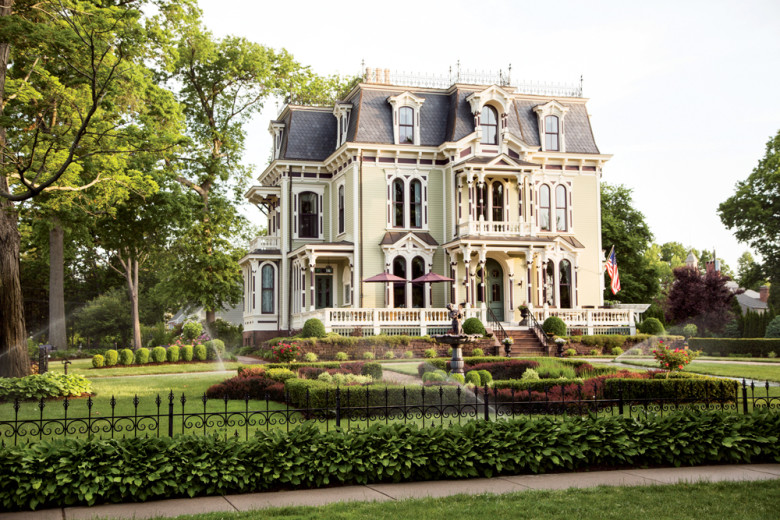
[
  {"x1": 240, "y1": 68, "x2": 637, "y2": 345},
  {"x1": 726, "y1": 281, "x2": 770, "y2": 315},
  {"x1": 167, "y1": 302, "x2": 244, "y2": 329}
]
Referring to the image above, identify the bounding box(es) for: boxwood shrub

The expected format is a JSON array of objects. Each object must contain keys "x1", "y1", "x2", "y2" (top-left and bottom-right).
[
  {"x1": 151, "y1": 347, "x2": 167, "y2": 363},
  {"x1": 119, "y1": 349, "x2": 134, "y2": 366},
  {"x1": 104, "y1": 350, "x2": 118, "y2": 366},
  {"x1": 194, "y1": 344, "x2": 207, "y2": 361},
  {"x1": 91, "y1": 354, "x2": 104, "y2": 368},
  {"x1": 181, "y1": 345, "x2": 194, "y2": 361},
  {"x1": 603, "y1": 377, "x2": 738, "y2": 402},
  {"x1": 2, "y1": 411, "x2": 778, "y2": 511},
  {"x1": 492, "y1": 378, "x2": 586, "y2": 393},
  {"x1": 285, "y1": 379, "x2": 463, "y2": 410},
  {"x1": 134, "y1": 348, "x2": 150, "y2": 364},
  {"x1": 689, "y1": 338, "x2": 780, "y2": 357},
  {"x1": 264, "y1": 361, "x2": 382, "y2": 380},
  {"x1": 167, "y1": 345, "x2": 180, "y2": 363}
]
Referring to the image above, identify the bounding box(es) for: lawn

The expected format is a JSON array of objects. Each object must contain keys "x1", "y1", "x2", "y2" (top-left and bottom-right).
[
  {"x1": 619, "y1": 360, "x2": 780, "y2": 383},
  {"x1": 143, "y1": 479, "x2": 780, "y2": 520},
  {"x1": 48, "y1": 358, "x2": 242, "y2": 377}
]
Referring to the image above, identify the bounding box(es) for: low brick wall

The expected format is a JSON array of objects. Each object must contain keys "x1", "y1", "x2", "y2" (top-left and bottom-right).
[{"x1": 263, "y1": 338, "x2": 498, "y2": 361}]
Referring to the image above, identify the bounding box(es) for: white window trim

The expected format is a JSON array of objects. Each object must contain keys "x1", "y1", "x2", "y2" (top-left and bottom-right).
[
  {"x1": 382, "y1": 235, "x2": 436, "y2": 309},
  {"x1": 292, "y1": 184, "x2": 325, "y2": 240},
  {"x1": 466, "y1": 86, "x2": 512, "y2": 149},
  {"x1": 533, "y1": 100, "x2": 570, "y2": 152},
  {"x1": 387, "y1": 91, "x2": 425, "y2": 146},
  {"x1": 268, "y1": 122, "x2": 285, "y2": 160},
  {"x1": 336, "y1": 180, "x2": 346, "y2": 237},
  {"x1": 258, "y1": 261, "x2": 278, "y2": 316},
  {"x1": 386, "y1": 168, "x2": 429, "y2": 231},
  {"x1": 333, "y1": 103, "x2": 352, "y2": 148},
  {"x1": 535, "y1": 180, "x2": 574, "y2": 234}
]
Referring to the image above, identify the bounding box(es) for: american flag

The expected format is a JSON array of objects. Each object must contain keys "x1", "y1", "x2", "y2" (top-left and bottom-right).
[{"x1": 605, "y1": 246, "x2": 621, "y2": 294}]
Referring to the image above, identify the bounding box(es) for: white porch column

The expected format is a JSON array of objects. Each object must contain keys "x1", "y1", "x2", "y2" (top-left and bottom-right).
[
  {"x1": 478, "y1": 247, "x2": 487, "y2": 310},
  {"x1": 586, "y1": 309, "x2": 594, "y2": 336},
  {"x1": 629, "y1": 309, "x2": 636, "y2": 335},
  {"x1": 308, "y1": 254, "x2": 317, "y2": 312},
  {"x1": 279, "y1": 175, "x2": 290, "y2": 331},
  {"x1": 372, "y1": 309, "x2": 381, "y2": 336}
]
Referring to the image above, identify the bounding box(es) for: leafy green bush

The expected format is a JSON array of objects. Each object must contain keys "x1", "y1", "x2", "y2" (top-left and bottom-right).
[
  {"x1": 384, "y1": 351, "x2": 395, "y2": 359},
  {"x1": 611, "y1": 347, "x2": 624, "y2": 356},
  {"x1": 477, "y1": 370, "x2": 492, "y2": 384},
  {"x1": 589, "y1": 348, "x2": 601, "y2": 356},
  {"x1": 765, "y1": 317, "x2": 780, "y2": 338},
  {"x1": 465, "y1": 371, "x2": 481, "y2": 386},
  {"x1": 134, "y1": 348, "x2": 150, "y2": 364},
  {"x1": 119, "y1": 349, "x2": 134, "y2": 366},
  {"x1": 521, "y1": 368, "x2": 540, "y2": 381},
  {"x1": 462, "y1": 318, "x2": 486, "y2": 335},
  {"x1": 104, "y1": 350, "x2": 118, "y2": 366},
  {"x1": 194, "y1": 344, "x2": 207, "y2": 361},
  {"x1": 335, "y1": 352, "x2": 348, "y2": 361},
  {"x1": 0, "y1": 373, "x2": 92, "y2": 401},
  {"x1": 689, "y1": 338, "x2": 780, "y2": 357},
  {"x1": 491, "y1": 378, "x2": 585, "y2": 392},
  {"x1": 423, "y1": 348, "x2": 436, "y2": 358},
  {"x1": 639, "y1": 318, "x2": 665, "y2": 335},
  {"x1": 542, "y1": 317, "x2": 566, "y2": 336},
  {"x1": 301, "y1": 318, "x2": 326, "y2": 338},
  {"x1": 205, "y1": 339, "x2": 226, "y2": 360},
  {"x1": 403, "y1": 351, "x2": 414, "y2": 359},
  {"x1": 181, "y1": 345, "x2": 194, "y2": 362},
  {"x1": 565, "y1": 348, "x2": 577, "y2": 357},
  {"x1": 92, "y1": 354, "x2": 104, "y2": 368},
  {"x1": 422, "y1": 370, "x2": 447, "y2": 383},
  {"x1": 450, "y1": 373, "x2": 465, "y2": 384},
  {"x1": 265, "y1": 368, "x2": 297, "y2": 383},
  {"x1": 2, "y1": 411, "x2": 779, "y2": 511},
  {"x1": 683, "y1": 323, "x2": 699, "y2": 338},
  {"x1": 362, "y1": 352, "x2": 375, "y2": 360},
  {"x1": 362, "y1": 362, "x2": 383, "y2": 380},
  {"x1": 151, "y1": 347, "x2": 167, "y2": 363},
  {"x1": 472, "y1": 348, "x2": 484, "y2": 357},
  {"x1": 182, "y1": 321, "x2": 203, "y2": 342},
  {"x1": 603, "y1": 377, "x2": 738, "y2": 402},
  {"x1": 167, "y1": 345, "x2": 180, "y2": 363},
  {"x1": 303, "y1": 352, "x2": 319, "y2": 362}
]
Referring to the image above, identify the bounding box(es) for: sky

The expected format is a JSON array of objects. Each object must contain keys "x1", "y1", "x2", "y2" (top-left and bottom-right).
[{"x1": 198, "y1": 0, "x2": 780, "y2": 270}]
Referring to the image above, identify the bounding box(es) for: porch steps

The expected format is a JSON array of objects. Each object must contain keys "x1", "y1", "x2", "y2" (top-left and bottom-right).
[{"x1": 505, "y1": 329, "x2": 548, "y2": 357}]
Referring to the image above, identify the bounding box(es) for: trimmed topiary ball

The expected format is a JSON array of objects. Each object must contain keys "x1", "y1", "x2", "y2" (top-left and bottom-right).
[
  {"x1": 465, "y1": 370, "x2": 481, "y2": 386},
  {"x1": 181, "y1": 345, "x2": 194, "y2": 361},
  {"x1": 92, "y1": 354, "x2": 104, "y2": 368},
  {"x1": 450, "y1": 373, "x2": 465, "y2": 384},
  {"x1": 335, "y1": 352, "x2": 348, "y2": 361},
  {"x1": 151, "y1": 347, "x2": 167, "y2": 363},
  {"x1": 167, "y1": 345, "x2": 180, "y2": 363},
  {"x1": 194, "y1": 344, "x2": 207, "y2": 361},
  {"x1": 765, "y1": 316, "x2": 780, "y2": 338},
  {"x1": 403, "y1": 350, "x2": 414, "y2": 359},
  {"x1": 134, "y1": 348, "x2": 150, "y2": 364},
  {"x1": 423, "y1": 348, "x2": 437, "y2": 358},
  {"x1": 104, "y1": 350, "x2": 118, "y2": 366},
  {"x1": 542, "y1": 316, "x2": 567, "y2": 336},
  {"x1": 119, "y1": 349, "x2": 134, "y2": 365},
  {"x1": 362, "y1": 351, "x2": 375, "y2": 360},
  {"x1": 303, "y1": 352, "x2": 319, "y2": 362},
  {"x1": 472, "y1": 348, "x2": 484, "y2": 357},
  {"x1": 462, "y1": 318, "x2": 486, "y2": 336},
  {"x1": 301, "y1": 318, "x2": 326, "y2": 338},
  {"x1": 477, "y1": 369, "x2": 492, "y2": 384},
  {"x1": 639, "y1": 317, "x2": 665, "y2": 335}
]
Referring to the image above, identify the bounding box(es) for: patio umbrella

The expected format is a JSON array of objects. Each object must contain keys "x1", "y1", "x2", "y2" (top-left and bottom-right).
[
  {"x1": 363, "y1": 272, "x2": 407, "y2": 283},
  {"x1": 410, "y1": 272, "x2": 454, "y2": 283}
]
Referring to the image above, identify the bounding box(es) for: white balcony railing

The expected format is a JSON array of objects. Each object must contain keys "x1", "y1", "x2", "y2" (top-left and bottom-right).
[
  {"x1": 458, "y1": 220, "x2": 525, "y2": 236},
  {"x1": 532, "y1": 308, "x2": 636, "y2": 335},
  {"x1": 249, "y1": 235, "x2": 280, "y2": 251},
  {"x1": 291, "y1": 307, "x2": 486, "y2": 336}
]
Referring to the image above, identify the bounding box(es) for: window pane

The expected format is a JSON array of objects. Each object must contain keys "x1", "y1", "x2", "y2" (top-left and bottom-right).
[
  {"x1": 393, "y1": 258, "x2": 406, "y2": 308},
  {"x1": 261, "y1": 265, "x2": 274, "y2": 314},
  {"x1": 393, "y1": 180, "x2": 404, "y2": 227},
  {"x1": 546, "y1": 116, "x2": 558, "y2": 132},
  {"x1": 492, "y1": 183, "x2": 504, "y2": 222},
  {"x1": 400, "y1": 107, "x2": 413, "y2": 125},
  {"x1": 481, "y1": 106, "x2": 496, "y2": 125},
  {"x1": 399, "y1": 125, "x2": 413, "y2": 143},
  {"x1": 540, "y1": 185, "x2": 550, "y2": 207}
]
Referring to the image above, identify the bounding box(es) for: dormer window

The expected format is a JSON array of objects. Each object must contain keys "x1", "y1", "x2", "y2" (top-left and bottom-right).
[
  {"x1": 480, "y1": 106, "x2": 498, "y2": 145},
  {"x1": 387, "y1": 92, "x2": 425, "y2": 146},
  {"x1": 268, "y1": 121, "x2": 285, "y2": 160},
  {"x1": 333, "y1": 103, "x2": 352, "y2": 148},
  {"x1": 399, "y1": 107, "x2": 414, "y2": 143},
  {"x1": 545, "y1": 116, "x2": 559, "y2": 151}
]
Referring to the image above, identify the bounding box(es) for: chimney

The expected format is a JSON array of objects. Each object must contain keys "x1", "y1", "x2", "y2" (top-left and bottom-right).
[
  {"x1": 759, "y1": 285, "x2": 769, "y2": 303},
  {"x1": 384, "y1": 68, "x2": 391, "y2": 84},
  {"x1": 375, "y1": 68, "x2": 383, "y2": 84},
  {"x1": 365, "y1": 67, "x2": 372, "y2": 83}
]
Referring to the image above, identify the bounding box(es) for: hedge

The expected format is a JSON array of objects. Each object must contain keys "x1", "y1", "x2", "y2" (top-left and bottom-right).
[
  {"x1": 2, "y1": 411, "x2": 778, "y2": 511},
  {"x1": 689, "y1": 338, "x2": 780, "y2": 357},
  {"x1": 422, "y1": 356, "x2": 509, "y2": 372},
  {"x1": 285, "y1": 380, "x2": 464, "y2": 410},
  {"x1": 263, "y1": 361, "x2": 382, "y2": 380},
  {"x1": 603, "y1": 377, "x2": 738, "y2": 402},
  {"x1": 491, "y1": 378, "x2": 586, "y2": 393}
]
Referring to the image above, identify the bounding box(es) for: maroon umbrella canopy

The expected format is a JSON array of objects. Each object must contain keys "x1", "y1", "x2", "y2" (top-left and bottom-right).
[
  {"x1": 363, "y1": 272, "x2": 407, "y2": 283},
  {"x1": 411, "y1": 272, "x2": 454, "y2": 284}
]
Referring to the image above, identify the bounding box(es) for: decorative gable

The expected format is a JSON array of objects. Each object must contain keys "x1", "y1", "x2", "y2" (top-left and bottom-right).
[
  {"x1": 268, "y1": 120, "x2": 285, "y2": 159},
  {"x1": 533, "y1": 100, "x2": 570, "y2": 152}
]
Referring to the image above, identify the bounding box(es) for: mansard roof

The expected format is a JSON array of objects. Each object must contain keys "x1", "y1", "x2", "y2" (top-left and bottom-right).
[{"x1": 277, "y1": 82, "x2": 600, "y2": 162}]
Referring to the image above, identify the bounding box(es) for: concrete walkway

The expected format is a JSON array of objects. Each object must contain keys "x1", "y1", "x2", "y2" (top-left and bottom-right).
[{"x1": 2, "y1": 464, "x2": 778, "y2": 520}]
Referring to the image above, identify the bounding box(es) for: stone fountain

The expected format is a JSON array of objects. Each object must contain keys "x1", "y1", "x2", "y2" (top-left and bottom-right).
[{"x1": 431, "y1": 303, "x2": 482, "y2": 375}]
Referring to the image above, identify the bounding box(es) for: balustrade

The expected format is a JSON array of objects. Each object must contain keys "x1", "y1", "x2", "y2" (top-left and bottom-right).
[
  {"x1": 532, "y1": 308, "x2": 636, "y2": 335},
  {"x1": 249, "y1": 235, "x2": 281, "y2": 251}
]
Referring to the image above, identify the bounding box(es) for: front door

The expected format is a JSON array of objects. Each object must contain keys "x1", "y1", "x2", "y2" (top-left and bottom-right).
[
  {"x1": 315, "y1": 275, "x2": 332, "y2": 309},
  {"x1": 485, "y1": 259, "x2": 504, "y2": 321}
]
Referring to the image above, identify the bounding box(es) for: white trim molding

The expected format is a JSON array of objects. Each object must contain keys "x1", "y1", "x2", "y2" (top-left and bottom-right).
[
  {"x1": 387, "y1": 91, "x2": 425, "y2": 146},
  {"x1": 533, "y1": 100, "x2": 570, "y2": 152}
]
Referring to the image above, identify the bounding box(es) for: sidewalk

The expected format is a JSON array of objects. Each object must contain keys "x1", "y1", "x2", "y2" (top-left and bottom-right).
[{"x1": 2, "y1": 464, "x2": 778, "y2": 520}]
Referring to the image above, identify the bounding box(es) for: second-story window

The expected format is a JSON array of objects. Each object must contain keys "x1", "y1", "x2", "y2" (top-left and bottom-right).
[
  {"x1": 393, "y1": 179, "x2": 405, "y2": 228},
  {"x1": 480, "y1": 106, "x2": 498, "y2": 145},
  {"x1": 409, "y1": 180, "x2": 422, "y2": 228},
  {"x1": 476, "y1": 183, "x2": 487, "y2": 220},
  {"x1": 399, "y1": 107, "x2": 414, "y2": 144},
  {"x1": 338, "y1": 185, "x2": 345, "y2": 234},
  {"x1": 556, "y1": 185, "x2": 567, "y2": 231},
  {"x1": 299, "y1": 191, "x2": 318, "y2": 238},
  {"x1": 545, "y1": 116, "x2": 559, "y2": 151},
  {"x1": 492, "y1": 182, "x2": 504, "y2": 222},
  {"x1": 539, "y1": 185, "x2": 551, "y2": 231}
]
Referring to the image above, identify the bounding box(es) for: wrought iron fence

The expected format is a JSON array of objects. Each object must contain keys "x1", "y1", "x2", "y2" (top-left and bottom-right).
[{"x1": 1, "y1": 379, "x2": 777, "y2": 446}]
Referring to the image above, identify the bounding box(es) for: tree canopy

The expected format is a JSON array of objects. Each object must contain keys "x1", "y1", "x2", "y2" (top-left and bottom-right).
[{"x1": 665, "y1": 266, "x2": 735, "y2": 333}]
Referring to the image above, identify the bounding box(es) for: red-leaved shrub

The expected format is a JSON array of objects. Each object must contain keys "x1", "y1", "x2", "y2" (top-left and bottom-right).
[{"x1": 464, "y1": 360, "x2": 540, "y2": 380}]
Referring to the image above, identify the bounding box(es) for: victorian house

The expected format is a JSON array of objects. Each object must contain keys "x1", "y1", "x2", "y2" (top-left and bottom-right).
[{"x1": 240, "y1": 68, "x2": 636, "y2": 345}]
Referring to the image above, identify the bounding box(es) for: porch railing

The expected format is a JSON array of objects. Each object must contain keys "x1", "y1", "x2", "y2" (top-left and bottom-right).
[
  {"x1": 249, "y1": 235, "x2": 280, "y2": 251},
  {"x1": 292, "y1": 307, "x2": 487, "y2": 336},
  {"x1": 458, "y1": 220, "x2": 525, "y2": 236},
  {"x1": 532, "y1": 308, "x2": 636, "y2": 336},
  {"x1": 486, "y1": 307, "x2": 508, "y2": 346}
]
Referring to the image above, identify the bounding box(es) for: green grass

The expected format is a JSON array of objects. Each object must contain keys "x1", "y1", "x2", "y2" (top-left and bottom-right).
[
  {"x1": 137, "y1": 480, "x2": 780, "y2": 520},
  {"x1": 620, "y1": 360, "x2": 780, "y2": 383},
  {"x1": 49, "y1": 358, "x2": 242, "y2": 377},
  {"x1": 382, "y1": 362, "x2": 423, "y2": 376}
]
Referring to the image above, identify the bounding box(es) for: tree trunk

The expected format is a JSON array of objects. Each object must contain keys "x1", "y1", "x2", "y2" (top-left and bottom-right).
[
  {"x1": 205, "y1": 309, "x2": 215, "y2": 324},
  {"x1": 131, "y1": 259, "x2": 141, "y2": 350},
  {"x1": 0, "y1": 0, "x2": 30, "y2": 378},
  {"x1": 48, "y1": 220, "x2": 67, "y2": 350}
]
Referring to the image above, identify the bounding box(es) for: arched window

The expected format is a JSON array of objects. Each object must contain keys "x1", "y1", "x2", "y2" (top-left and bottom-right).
[
  {"x1": 556, "y1": 185, "x2": 567, "y2": 232},
  {"x1": 338, "y1": 185, "x2": 345, "y2": 234},
  {"x1": 409, "y1": 180, "x2": 422, "y2": 228},
  {"x1": 480, "y1": 106, "x2": 498, "y2": 145},
  {"x1": 393, "y1": 257, "x2": 406, "y2": 308},
  {"x1": 559, "y1": 260, "x2": 572, "y2": 309},
  {"x1": 476, "y1": 183, "x2": 487, "y2": 220},
  {"x1": 411, "y1": 256, "x2": 426, "y2": 308},
  {"x1": 492, "y1": 182, "x2": 504, "y2": 222},
  {"x1": 299, "y1": 191, "x2": 318, "y2": 238},
  {"x1": 545, "y1": 259, "x2": 555, "y2": 306},
  {"x1": 261, "y1": 264, "x2": 275, "y2": 314},
  {"x1": 399, "y1": 107, "x2": 414, "y2": 144},
  {"x1": 539, "y1": 185, "x2": 551, "y2": 231},
  {"x1": 545, "y1": 115, "x2": 559, "y2": 151},
  {"x1": 393, "y1": 179, "x2": 405, "y2": 228}
]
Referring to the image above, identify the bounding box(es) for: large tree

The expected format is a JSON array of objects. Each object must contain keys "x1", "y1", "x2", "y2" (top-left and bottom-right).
[
  {"x1": 735, "y1": 251, "x2": 767, "y2": 291},
  {"x1": 665, "y1": 266, "x2": 735, "y2": 333},
  {"x1": 719, "y1": 130, "x2": 780, "y2": 308},
  {"x1": 600, "y1": 183, "x2": 659, "y2": 303},
  {"x1": 0, "y1": 0, "x2": 179, "y2": 376}
]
